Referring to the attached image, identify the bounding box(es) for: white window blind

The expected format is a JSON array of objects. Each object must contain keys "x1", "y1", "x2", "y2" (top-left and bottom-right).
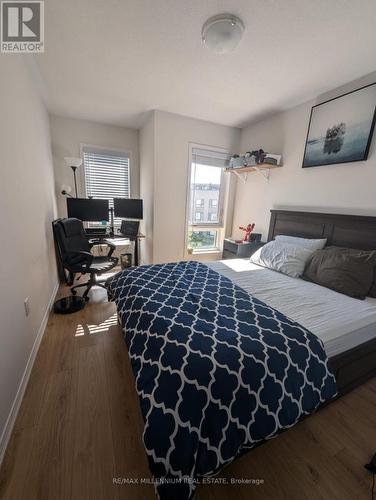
[
  {"x1": 83, "y1": 147, "x2": 130, "y2": 225},
  {"x1": 191, "y1": 147, "x2": 231, "y2": 168}
]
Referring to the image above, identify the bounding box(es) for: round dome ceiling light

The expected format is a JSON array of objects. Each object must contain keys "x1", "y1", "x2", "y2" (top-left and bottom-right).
[{"x1": 202, "y1": 14, "x2": 245, "y2": 54}]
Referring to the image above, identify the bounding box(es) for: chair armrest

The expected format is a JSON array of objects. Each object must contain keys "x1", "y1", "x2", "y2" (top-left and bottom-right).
[
  {"x1": 63, "y1": 251, "x2": 93, "y2": 272},
  {"x1": 89, "y1": 240, "x2": 116, "y2": 257}
]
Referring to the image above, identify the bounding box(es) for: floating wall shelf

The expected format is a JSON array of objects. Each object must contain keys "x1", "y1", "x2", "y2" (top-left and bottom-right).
[{"x1": 225, "y1": 163, "x2": 282, "y2": 183}]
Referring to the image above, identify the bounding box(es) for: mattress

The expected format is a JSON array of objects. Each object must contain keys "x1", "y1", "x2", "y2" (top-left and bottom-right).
[{"x1": 207, "y1": 259, "x2": 376, "y2": 358}]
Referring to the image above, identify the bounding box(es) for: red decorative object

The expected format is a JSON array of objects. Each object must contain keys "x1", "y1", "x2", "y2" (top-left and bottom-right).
[{"x1": 239, "y1": 223, "x2": 255, "y2": 242}]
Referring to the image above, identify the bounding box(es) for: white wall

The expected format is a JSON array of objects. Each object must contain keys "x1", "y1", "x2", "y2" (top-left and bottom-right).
[
  {"x1": 151, "y1": 111, "x2": 240, "y2": 264},
  {"x1": 233, "y1": 72, "x2": 376, "y2": 241},
  {"x1": 0, "y1": 56, "x2": 58, "y2": 458},
  {"x1": 139, "y1": 113, "x2": 156, "y2": 265},
  {"x1": 49, "y1": 115, "x2": 139, "y2": 218}
]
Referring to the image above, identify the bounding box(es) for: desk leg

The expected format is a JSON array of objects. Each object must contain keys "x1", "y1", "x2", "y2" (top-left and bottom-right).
[{"x1": 134, "y1": 238, "x2": 139, "y2": 266}]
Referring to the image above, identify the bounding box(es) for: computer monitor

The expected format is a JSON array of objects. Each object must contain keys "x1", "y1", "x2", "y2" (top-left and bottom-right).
[
  {"x1": 67, "y1": 198, "x2": 109, "y2": 222},
  {"x1": 120, "y1": 220, "x2": 140, "y2": 237},
  {"x1": 113, "y1": 198, "x2": 143, "y2": 219}
]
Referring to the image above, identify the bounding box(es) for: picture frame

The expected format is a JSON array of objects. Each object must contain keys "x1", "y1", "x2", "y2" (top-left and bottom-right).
[{"x1": 302, "y1": 82, "x2": 376, "y2": 168}]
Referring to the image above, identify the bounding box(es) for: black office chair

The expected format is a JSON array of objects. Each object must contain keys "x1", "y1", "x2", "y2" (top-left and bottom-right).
[{"x1": 53, "y1": 218, "x2": 119, "y2": 301}]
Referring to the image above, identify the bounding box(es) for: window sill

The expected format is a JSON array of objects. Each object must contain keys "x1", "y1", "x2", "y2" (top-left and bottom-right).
[{"x1": 189, "y1": 249, "x2": 222, "y2": 256}]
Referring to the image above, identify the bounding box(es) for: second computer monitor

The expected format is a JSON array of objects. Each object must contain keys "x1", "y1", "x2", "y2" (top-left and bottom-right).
[{"x1": 113, "y1": 198, "x2": 143, "y2": 219}]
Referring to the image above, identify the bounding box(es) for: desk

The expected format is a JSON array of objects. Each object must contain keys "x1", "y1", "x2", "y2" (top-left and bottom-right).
[{"x1": 86, "y1": 231, "x2": 145, "y2": 266}]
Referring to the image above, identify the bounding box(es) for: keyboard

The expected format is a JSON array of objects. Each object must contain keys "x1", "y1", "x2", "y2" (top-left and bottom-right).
[{"x1": 85, "y1": 227, "x2": 108, "y2": 235}]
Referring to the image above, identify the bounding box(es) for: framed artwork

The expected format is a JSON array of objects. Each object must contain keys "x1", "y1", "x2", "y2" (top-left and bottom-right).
[{"x1": 302, "y1": 82, "x2": 376, "y2": 168}]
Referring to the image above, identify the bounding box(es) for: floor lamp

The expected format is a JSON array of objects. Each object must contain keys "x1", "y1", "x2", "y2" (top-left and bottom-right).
[
  {"x1": 55, "y1": 156, "x2": 85, "y2": 314},
  {"x1": 64, "y1": 157, "x2": 82, "y2": 197}
]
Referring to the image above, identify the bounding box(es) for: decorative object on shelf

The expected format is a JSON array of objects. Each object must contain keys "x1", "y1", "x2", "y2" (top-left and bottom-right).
[
  {"x1": 303, "y1": 82, "x2": 376, "y2": 168},
  {"x1": 64, "y1": 156, "x2": 82, "y2": 197},
  {"x1": 264, "y1": 153, "x2": 282, "y2": 166},
  {"x1": 244, "y1": 149, "x2": 266, "y2": 166},
  {"x1": 227, "y1": 148, "x2": 283, "y2": 183},
  {"x1": 244, "y1": 151, "x2": 256, "y2": 166},
  {"x1": 239, "y1": 223, "x2": 255, "y2": 242},
  {"x1": 229, "y1": 154, "x2": 245, "y2": 168},
  {"x1": 230, "y1": 149, "x2": 268, "y2": 169}
]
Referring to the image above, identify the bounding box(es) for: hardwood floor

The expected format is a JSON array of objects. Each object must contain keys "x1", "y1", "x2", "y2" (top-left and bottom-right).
[{"x1": 0, "y1": 288, "x2": 375, "y2": 500}]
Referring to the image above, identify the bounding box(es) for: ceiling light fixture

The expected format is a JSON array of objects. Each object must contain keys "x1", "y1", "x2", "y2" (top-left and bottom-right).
[{"x1": 202, "y1": 14, "x2": 245, "y2": 54}]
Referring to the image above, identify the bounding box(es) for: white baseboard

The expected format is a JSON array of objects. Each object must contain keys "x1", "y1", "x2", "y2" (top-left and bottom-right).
[{"x1": 0, "y1": 280, "x2": 59, "y2": 466}]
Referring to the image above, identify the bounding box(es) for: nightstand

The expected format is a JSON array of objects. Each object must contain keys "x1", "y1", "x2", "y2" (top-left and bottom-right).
[{"x1": 222, "y1": 239, "x2": 265, "y2": 260}]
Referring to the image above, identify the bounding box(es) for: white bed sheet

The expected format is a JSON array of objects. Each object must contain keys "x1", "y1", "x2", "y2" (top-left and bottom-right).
[{"x1": 207, "y1": 259, "x2": 376, "y2": 357}]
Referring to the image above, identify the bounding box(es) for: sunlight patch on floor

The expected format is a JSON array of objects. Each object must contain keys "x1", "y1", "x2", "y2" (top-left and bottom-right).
[{"x1": 75, "y1": 313, "x2": 118, "y2": 336}]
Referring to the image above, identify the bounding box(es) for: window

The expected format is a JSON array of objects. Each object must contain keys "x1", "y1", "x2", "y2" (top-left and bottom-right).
[
  {"x1": 186, "y1": 147, "x2": 230, "y2": 252},
  {"x1": 188, "y1": 230, "x2": 217, "y2": 250},
  {"x1": 83, "y1": 147, "x2": 130, "y2": 226}
]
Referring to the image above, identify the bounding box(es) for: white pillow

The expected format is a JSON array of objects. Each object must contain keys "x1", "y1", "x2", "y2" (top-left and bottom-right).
[
  {"x1": 250, "y1": 240, "x2": 315, "y2": 278},
  {"x1": 275, "y1": 235, "x2": 326, "y2": 251}
]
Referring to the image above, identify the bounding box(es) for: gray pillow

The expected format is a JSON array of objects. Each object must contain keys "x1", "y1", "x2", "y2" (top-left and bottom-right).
[
  {"x1": 275, "y1": 235, "x2": 327, "y2": 251},
  {"x1": 302, "y1": 247, "x2": 374, "y2": 299},
  {"x1": 250, "y1": 240, "x2": 315, "y2": 278},
  {"x1": 326, "y1": 246, "x2": 376, "y2": 297}
]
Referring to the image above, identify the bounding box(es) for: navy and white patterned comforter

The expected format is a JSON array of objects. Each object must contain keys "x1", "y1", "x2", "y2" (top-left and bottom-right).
[{"x1": 106, "y1": 261, "x2": 337, "y2": 500}]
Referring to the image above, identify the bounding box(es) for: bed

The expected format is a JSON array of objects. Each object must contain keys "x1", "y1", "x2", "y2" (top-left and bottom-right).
[
  {"x1": 106, "y1": 209, "x2": 376, "y2": 500},
  {"x1": 265, "y1": 209, "x2": 376, "y2": 393}
]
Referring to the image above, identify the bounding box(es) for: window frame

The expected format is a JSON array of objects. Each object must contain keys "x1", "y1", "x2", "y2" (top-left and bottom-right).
[
  {"x1": 188, "y1": 159, "x2": 226, "y2": 230},
  {"x1": 185, "y1": 143, "x2": 231, "y2": 255}
]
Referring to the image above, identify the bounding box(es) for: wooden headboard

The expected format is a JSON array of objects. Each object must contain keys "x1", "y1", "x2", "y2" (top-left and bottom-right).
[{"x1": 268, "y1": 210, "x2": 376, "y2": 251}]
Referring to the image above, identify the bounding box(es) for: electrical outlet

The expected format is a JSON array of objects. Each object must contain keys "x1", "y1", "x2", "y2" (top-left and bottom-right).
[{"x1": 24, "y1": 298, "x2": 30, "y2": 317}]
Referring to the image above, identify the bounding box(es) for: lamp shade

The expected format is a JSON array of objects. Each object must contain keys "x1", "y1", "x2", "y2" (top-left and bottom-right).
[{"x1": 64, "y1": 156, "x2": 82, "y2": 168}]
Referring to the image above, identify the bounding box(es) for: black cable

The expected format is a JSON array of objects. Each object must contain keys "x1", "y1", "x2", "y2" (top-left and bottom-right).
[{"x1": 372, "y1": 473, "x2": 375, "y2": 500}]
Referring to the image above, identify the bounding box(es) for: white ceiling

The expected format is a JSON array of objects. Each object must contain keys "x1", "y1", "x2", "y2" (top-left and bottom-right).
[{"x1": 35, "y1": 0, "x2": 376, "y2": 129}]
